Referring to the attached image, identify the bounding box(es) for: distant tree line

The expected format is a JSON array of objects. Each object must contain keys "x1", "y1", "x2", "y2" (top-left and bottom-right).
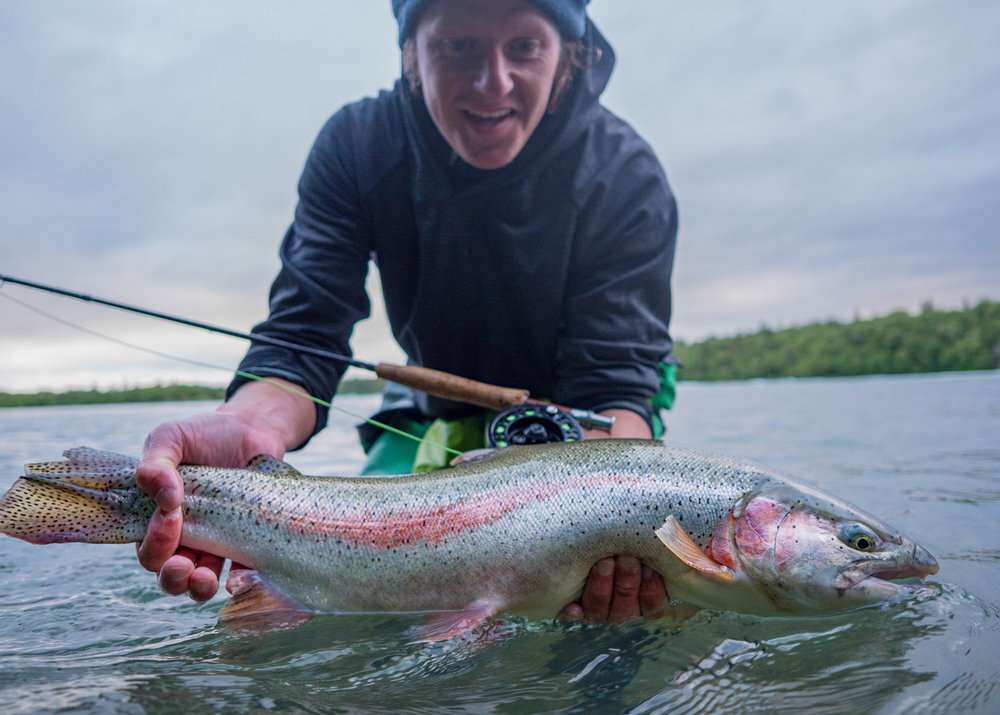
[
  {"x1": 0, "y1": 378, "x2": 387, "y2": 408},
  {"x1": 673, "y1": 300, "x2": 1000, "y2": 381},
  {"x1": 0, "y1": 384, "x2": 225, "y2": 408}
]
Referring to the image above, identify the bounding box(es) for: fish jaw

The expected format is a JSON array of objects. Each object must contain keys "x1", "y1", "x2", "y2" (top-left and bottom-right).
[{"x1": 831, "y1": 542, "x2": 940, "y2": 601}]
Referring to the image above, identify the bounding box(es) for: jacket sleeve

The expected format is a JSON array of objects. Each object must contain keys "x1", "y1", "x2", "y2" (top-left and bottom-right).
[
  {"x1": 226, "y1": 111, "x2": 372, "y2": 447},
  {"x1": 552, "y1": 145, "x2": 678, "y2": 426}
]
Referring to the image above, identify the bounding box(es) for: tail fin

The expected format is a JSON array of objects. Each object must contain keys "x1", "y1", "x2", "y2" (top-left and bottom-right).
[{"x1": 0, "y1": 447, "x2": 153, "y2": 545}]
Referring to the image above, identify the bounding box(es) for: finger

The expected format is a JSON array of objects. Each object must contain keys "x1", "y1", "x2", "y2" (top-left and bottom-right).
[
  {"x1": 639, "y1": 565, "x2": 668, "y2": 619},
  {"x1": 136, "y1": 507, "x2": 182, "y2": 572},
  {"x1": 558, "y1": 602, "x2": 584, "y2": 623},
  {"x1": 197, "y1": 552, "x2": 225, "y2": 576},
  {"x1": 188, "y1": 553, "x2": 224, "y2": 602},
  {"x1": 136, "y1": 459, "x2": 184, "y2": 512},
  {"x1": 580, "y1": 557, "x2": 615, "y2": 622},
  {"x1": 608, "y1": 555, "x2": 642, "y2": 624},
  {"x1": 158, "y1": 550, "x2": 197, "y2": 596},
  {"x1": 223, "y1": 562, "x2": 252, "y2": 595}
]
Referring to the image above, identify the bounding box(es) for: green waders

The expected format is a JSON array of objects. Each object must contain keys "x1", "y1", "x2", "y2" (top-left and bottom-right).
[{"x1": 360, "y1": 361, "x2": 678, "y2": 476}]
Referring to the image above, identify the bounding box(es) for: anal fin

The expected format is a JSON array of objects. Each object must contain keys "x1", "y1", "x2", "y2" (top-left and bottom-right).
[
  {"x1": 414, "y1": 598, "x2": 504, "y2": 642},
  {"x1": 655, "y1": 516, "x2": 734, "y2": 583},
  {"x1": 220, "y1": 569, "x2": 312, "y2": 631}
]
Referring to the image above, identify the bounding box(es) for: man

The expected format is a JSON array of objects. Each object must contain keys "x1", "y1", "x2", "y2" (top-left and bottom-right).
[{"x1": 137, "y1": 0, "x2": 678, "y2": 624}]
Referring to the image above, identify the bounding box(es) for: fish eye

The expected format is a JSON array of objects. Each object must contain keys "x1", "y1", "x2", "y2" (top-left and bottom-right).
[{"x1": 839, "y1": 524, "x2": 879, "y2": 552}]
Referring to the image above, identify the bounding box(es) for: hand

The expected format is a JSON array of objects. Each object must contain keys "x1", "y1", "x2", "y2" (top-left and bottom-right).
[
  {"x1": 135, "y1": 410, "x2": 288, "y2": 601},
  {"x1": 581, "y1": 409, "x2": 652, "y2": 440},
  {"x1": 558, "y1": 555, "x2": 667, "y2": 623}
]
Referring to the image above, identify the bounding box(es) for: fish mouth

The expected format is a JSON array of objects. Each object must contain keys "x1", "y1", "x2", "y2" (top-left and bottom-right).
[
  {"x1": 877, "y1": 543, "x2": 940, "y2": 579},
  {"x1": 839, "y1": 544, "x2": 939, "y2": 593}
]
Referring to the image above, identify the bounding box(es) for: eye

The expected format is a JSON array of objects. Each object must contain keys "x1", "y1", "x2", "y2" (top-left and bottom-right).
[
  {"x1": 507, "y1": 37, "x2": 542, "y2": 60},
  {"x1": 839, "y1": 524, "x2": 879, "y2": 552},
  {"x1": 440, "y1": 38, "x2": 479, "y2": 58}
]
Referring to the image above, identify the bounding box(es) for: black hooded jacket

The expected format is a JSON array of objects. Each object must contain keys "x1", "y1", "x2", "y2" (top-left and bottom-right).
[{"x1": 227, "y1": 21, "x2": 678, "y2": 444}]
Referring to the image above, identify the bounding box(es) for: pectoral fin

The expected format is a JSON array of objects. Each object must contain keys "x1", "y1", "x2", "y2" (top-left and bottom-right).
[
  {"x1": 655, "y1": 516, "x2": 734, "y2": 583},
  {"x1": 414, "y1": 598, "x2": 504, "y2": 642},
  {"x1": 220, "y1": 569, "x2": 312, "y2": 630}
]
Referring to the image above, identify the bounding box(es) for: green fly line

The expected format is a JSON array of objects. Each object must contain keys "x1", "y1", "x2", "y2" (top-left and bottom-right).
[{"x1": 0, "y1": 289, "x2": 462, "y2": 458}]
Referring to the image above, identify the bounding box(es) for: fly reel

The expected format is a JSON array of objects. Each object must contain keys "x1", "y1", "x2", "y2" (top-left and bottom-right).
[{"x1": 486, "y1": 404, "x2": 584, "y2": 448}]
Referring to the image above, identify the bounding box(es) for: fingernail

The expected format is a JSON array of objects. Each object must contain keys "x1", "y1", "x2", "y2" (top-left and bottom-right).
[{"x1": 597, "y1": 559, "x2": 615, "y2": 576}]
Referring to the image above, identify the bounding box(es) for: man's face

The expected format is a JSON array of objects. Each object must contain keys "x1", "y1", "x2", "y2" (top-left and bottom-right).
[{"x1": 414, "y1": 0, "x2": 563, "y2": 170}]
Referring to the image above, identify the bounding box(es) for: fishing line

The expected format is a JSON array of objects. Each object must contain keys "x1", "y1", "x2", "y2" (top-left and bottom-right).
[
  {"x1": 0, "y1": 288, "x2": 463, "y2": 458},
  {"x1": 0, "y1": 272, "x2": 542, "y2": 419}
]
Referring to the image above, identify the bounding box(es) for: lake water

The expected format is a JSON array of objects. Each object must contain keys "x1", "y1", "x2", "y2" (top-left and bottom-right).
[{"x1": 0, "y1": 372, "x2": 998, "y2": 714}]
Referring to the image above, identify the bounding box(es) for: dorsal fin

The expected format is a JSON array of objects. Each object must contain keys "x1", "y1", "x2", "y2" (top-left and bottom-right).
[
  {"x1": 655, "y1": 516, "x2": 734, "y2": 583},
  {"x1": 245, "y1": 455, "x2": 302, "y2": 477},
  {"x1": 449, "y1": 448, "x2": 502, "y2": 467}
]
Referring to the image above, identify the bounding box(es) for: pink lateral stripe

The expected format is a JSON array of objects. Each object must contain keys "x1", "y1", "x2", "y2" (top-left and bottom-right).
[{"x1": 270, "y1": 473, "x2": 649, "y2": 549}]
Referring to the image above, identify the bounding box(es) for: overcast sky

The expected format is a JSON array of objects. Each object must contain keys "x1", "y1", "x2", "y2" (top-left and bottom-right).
[{"x1": 0, "y1": 1, "x2": 997, "y2": 391}]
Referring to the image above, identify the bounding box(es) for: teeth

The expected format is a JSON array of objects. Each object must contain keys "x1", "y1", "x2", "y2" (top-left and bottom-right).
[{"x1": 467, "y1": 109, "x2": 512, "y2": 120}]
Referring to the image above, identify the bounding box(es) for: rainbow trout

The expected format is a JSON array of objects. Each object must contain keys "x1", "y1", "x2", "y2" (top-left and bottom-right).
[{"x1": 0, "y1": 441, "x2": 938, "y2": 630}]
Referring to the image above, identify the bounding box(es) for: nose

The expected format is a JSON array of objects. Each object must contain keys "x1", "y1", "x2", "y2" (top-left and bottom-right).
[{"x1": 472, "y1": 48, "x2": 514, "y2": 99}]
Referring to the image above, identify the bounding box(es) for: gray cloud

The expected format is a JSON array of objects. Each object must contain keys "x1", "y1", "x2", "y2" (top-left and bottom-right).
[
  {"x1": 1, "y1": 1, "x2": 998, "y2": 390},
  {"x1": 596, "y1": 0, "x2": 1000, "y2": 338}
]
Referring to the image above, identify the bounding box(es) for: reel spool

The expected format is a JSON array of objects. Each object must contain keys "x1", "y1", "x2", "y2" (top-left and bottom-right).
[{"x1": 486, "y1": 404, "x2": 584, "y2": 448}]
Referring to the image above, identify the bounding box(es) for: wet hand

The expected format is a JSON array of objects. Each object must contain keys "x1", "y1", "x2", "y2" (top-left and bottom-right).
[
  {"x1": 558, "y1": 555, "x2": 667, "y2": 623},
  {"x1": 135, "y1": 411, "x2": 286, "y2": 601}
]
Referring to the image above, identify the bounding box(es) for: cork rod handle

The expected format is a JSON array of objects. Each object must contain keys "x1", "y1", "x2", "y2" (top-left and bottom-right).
[{"x1": 374, "y1": 363, "x2": 530, "y2": 411}]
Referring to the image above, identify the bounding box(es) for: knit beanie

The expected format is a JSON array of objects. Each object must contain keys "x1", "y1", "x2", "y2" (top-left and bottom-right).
[{"x1": 391, "y1": 0, "x2": 591, "y2": 46}]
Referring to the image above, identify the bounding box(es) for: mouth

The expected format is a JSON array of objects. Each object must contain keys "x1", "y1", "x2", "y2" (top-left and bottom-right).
[
  {"x1": 838, "y1": 545, "x2": 939, "y2": 594},
  {"x1": 869, "y1": 564, "x2": 938, "y2": 581},
  {"x1": 461, "y1": 108, "x2": 517, "y2": 132},
  {"x1": 878, "y1": 543, "x2": 940, "y2": 580}
]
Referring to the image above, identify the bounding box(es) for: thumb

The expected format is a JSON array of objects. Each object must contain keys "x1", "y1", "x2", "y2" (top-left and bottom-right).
[{"x1": 138, "y1": 423, "x2": 186, "y2": 512}]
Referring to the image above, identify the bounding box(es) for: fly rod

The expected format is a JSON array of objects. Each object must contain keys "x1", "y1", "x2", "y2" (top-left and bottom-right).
[{"x1": 0, "y1": 272, "x2": 613, "y2": 430}]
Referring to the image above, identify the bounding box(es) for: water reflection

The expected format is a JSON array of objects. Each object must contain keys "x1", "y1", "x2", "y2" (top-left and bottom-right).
[
  {"x1": 86, "y1": 585, "x2": 997, "y2": 714},
  {"x1": 626, "y1": 610, "x2": 938, "y2": 714}
]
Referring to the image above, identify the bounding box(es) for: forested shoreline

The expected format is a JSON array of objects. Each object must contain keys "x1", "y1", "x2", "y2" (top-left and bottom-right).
[
  {"x1": 673, "y1": 300, "x2": 999, "y2": 381},
  {"x1": 0, "y1": 377, "x2": 386, "y2": 408},
  {"x1": 3, "y1": 301, "x2": 997, "y2": 407}
]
